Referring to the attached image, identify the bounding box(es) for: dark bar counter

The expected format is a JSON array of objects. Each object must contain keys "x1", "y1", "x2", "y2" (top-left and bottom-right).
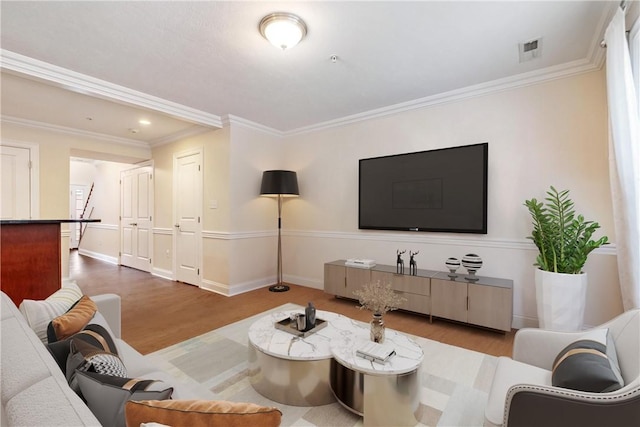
[{"x1": 1, "y1": 219, "x2": 101, "y2": 305}]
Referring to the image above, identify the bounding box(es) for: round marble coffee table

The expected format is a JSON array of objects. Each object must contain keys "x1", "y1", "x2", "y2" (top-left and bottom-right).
[
  {"x1": 330, "y1": 327, "x2": 424, "y2": 427},
  {"x1": 247, "y1": 309, "x2": 357, "y2": 406}
]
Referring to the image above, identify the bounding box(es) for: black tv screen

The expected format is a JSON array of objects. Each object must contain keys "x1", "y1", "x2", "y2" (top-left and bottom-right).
[{"x1": 359, "y1": 143, "x2": 488, "y2": 234}]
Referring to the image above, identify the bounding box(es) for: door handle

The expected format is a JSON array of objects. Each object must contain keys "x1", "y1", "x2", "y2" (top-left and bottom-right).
[{"x1": 174, "y1": 224, "x2": 180, "y2": 229}]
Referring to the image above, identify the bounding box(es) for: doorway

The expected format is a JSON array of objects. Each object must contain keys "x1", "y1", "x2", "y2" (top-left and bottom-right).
[
  {"x1": 1, "y1": 143, "x2": 38, "y2": 219},
  {"x1": 120, "y1": 163, "x2": 153, "y2": 272},
  {"x1": 173, "y1": 149, "x2": 202, "y2": 286}
]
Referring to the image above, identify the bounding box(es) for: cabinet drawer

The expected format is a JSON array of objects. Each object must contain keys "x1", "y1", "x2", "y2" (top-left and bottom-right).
[
  {"x1": 395, "y1": 275, "x2": 430, "y2": 296},
  {"x1": 394, "y1": 291, "x2": 430, "y2": 315},
  {"x1": 371, "y1": 271, "x2": 430, "y2": 296}
]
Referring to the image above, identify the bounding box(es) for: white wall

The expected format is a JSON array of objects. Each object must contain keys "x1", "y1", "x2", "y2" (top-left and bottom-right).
[
  {"x1": 226, "y1": 124, "x2": 288, "y2": 293},
  {"x1": 280, "y1": 69, "x2": 622, "y2": 328}
]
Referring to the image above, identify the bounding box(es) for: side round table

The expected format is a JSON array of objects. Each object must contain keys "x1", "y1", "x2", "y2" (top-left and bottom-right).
[{"x1": 330, "y1": 327, "x2": 424, "y2": 427}]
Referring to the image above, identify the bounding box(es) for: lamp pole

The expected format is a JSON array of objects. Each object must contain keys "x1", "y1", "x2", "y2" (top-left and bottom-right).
[{"x1": 277, "y1": 193, "x2": 283, "y2": 286}]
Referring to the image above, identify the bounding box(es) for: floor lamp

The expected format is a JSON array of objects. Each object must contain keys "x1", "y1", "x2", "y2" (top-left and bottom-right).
[{"x1": 260, "y1": 170, "x2": 299, "y2": 292}]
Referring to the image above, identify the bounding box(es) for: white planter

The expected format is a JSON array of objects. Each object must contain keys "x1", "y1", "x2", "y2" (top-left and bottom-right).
[{"x1": 535, "y1": 269, "x2": 587, "y2": 331}]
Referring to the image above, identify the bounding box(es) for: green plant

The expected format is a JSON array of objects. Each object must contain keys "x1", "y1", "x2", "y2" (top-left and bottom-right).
[{"x1": 524, "y1": 186, "x2": 608, "y2": 274}]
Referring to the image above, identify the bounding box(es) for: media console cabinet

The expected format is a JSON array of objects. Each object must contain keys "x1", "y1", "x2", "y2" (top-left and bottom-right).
[{"x1": 324, "y1": 260, "x2": 513, "y2": 332}]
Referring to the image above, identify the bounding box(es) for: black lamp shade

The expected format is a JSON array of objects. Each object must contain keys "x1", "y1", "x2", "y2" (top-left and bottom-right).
[{"x1": 260, "y1": 170, "x2": 299, "y2": 196}]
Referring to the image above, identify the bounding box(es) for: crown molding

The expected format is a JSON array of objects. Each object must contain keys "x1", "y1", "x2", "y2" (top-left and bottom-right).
[
  {"x1": 222, "y1": 114, "x2": 284, "y2": 137},
  {"x1": 148, "y1": 125, "x2": 213, "y2": 147},
  {"x1": 1, "y1": 115, "x2": 150, "y2": 148},
  {"x1": 283, "y1": 4, "x2": 617, "y2": 137},
  {"x1": 285, "y1": 57, "x2": 601, "y2": 136},
  {"x1": 221, "y1": 49, "x2": 602, "y2": 137},
  {"x1": 0, "y1": 49, "x2": 223, "y2": 129}
]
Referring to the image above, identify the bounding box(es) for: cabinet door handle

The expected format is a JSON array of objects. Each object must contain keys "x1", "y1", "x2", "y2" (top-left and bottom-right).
[{"x1": 344, "y1": 277, "x2": 347, "y2": 288}]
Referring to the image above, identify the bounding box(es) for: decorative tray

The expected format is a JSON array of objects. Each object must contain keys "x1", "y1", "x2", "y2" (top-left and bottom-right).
[{"x1": 275, "y1": 317, "x2": 328, "y2": 338}]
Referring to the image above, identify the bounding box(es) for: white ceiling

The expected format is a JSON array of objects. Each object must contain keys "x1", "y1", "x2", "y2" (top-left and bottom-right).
[{"x1": 0, "y1": 1, "x2": 618, "y2": 144}]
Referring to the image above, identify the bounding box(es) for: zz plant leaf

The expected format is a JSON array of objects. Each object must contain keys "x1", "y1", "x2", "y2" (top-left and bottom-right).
[{"x1": 524, "y1": 186, "x2": 608, "y2": 274}]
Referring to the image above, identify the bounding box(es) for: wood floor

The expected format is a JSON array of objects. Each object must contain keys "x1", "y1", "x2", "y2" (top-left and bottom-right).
[{"x1": 70, "y1": 251, "x2": 515, "y2": 357}]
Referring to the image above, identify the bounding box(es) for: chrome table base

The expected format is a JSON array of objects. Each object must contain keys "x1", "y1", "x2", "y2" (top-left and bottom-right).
[
  {"x1": 330, "y1": 359, "x2": 421, "y2": 426},
  {"x1": 248, "y1": 343, "x2": 336, "y2": 406}
]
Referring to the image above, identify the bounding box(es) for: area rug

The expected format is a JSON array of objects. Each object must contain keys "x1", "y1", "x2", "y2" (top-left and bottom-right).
[{"x1": 148, "y1": 304, "x2": 497, "y2": 427}]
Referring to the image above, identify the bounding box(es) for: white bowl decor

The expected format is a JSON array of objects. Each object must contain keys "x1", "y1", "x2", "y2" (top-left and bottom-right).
[
  {"x1": 462, "y1": 253, "x2": 482, "y2": 280},
  {"x1": 445, "y1": 257, "x2": 460, "y2": 277}
]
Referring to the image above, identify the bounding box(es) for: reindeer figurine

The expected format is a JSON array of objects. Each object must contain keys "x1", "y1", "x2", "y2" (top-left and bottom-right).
[
  {"x1": 396, "y1": 250, "x2": 406, "y2": 274},
  {"x1": 409, "y1": 251, "x2": 419, "y2": 276}
]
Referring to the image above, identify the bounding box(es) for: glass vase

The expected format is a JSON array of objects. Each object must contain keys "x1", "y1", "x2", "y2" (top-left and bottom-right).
[{"x1": 370, "y1": 313, "x2": 385, "y2": 343}]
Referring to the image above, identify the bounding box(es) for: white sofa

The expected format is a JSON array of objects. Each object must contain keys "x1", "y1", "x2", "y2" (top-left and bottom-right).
[{"x1": 1, "y1": 291, "x2": 216, "y2": 426}]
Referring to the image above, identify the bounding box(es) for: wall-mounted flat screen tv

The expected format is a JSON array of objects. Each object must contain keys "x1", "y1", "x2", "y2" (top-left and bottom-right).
[{"x1": 359, "y1": 143, "x2": 488, "y2": 234}]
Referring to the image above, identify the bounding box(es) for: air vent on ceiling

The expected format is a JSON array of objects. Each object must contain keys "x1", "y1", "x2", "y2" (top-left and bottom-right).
[{"x1": 519, "y1": 37, "x2": 543, "y2": 63}]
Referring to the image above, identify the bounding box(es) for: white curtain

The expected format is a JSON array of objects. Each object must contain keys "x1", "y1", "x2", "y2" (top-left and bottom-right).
[
  {"x1": 605, "y1": 7, "x2": 640, "y2": 311},
  {"x1": 631, "y1": 12, "x2": 640, "y2": 111}
]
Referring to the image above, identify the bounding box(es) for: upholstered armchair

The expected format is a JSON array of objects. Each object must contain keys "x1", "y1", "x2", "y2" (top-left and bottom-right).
[{"x1": 485, "y1": 309, "x2": 640, "y2": 427}]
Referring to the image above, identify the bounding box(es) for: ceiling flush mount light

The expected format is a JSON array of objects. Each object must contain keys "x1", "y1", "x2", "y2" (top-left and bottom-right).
[
  {"x1": 259, "y1": 12, "x2": 307, "y2": 50},
  {"x1": 138, "y1": 119, "x2": 151, "y2": 126}
]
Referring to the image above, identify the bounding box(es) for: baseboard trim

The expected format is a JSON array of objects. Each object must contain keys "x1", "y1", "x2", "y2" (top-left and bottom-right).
[
  {"x1": 284, "y1": 274, "x2": 323, "y2": 290},
  {"x1": 201, "y1": 277, "x2": 274, "y2": 297},
  {"x1": 77, "y1": 248, "x2": 118, "y2": 265},
  {"x1": 199, "y1": 279, "x2": 229, "y2": 296},
  {"x1": 151, "y1": 267, "x2": 173, "y2": 281},
  {"x1": 511, "y1": 315, "x2": 538, "y2": 330}
]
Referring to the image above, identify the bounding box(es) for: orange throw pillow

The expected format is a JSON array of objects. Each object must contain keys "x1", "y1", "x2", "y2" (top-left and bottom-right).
[
  {"x1": 50, "y1": 295, "x2": 97, "y2": 340},
  {"x1": 125, "y1": 399, "x2": 282, "y2": 427}
]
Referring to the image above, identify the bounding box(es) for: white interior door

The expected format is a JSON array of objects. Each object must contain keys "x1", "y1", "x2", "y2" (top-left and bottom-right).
[
  {"x1": 120, "y1": 165, "x2": 153, "y2": 272},
  {"x1": 173, "y1": 150, "x2": 202, "y2": 286},
  {"x1": 1, "y1": 145, "x2": 30, "y2": 219}
]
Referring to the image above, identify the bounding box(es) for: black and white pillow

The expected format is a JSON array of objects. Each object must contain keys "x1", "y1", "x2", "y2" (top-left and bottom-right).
[
  {"x1": 552, "y1": 328, "x2": 624, "y2": 392},
  {"x1": 66, "y1": 332, "x2": 127, "y2": 393},
  {"x1": 47, "y1": 323, "x2": 119, "y2": 375},
  {"x1": 75, "y1": 370, "x2": 173, "y2": 427}
]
